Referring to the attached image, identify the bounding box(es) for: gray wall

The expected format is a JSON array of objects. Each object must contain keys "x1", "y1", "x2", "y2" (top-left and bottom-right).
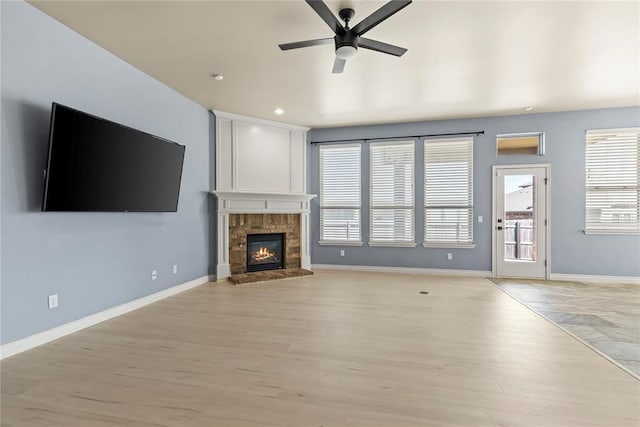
[
  {"x1": 1, "y1": 1, "x2": 211, "y2": 344},
  {"x1": 308, "y1": 107, "x2": 640, "y2": 277}
]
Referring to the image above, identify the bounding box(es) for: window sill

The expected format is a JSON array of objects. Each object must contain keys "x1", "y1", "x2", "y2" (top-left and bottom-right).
[
  {"x1": 318, "y1": 240, "x2": 363, "y2": 246},
  {"x1": 584, "y1": 229, "x2": 640, "y2": 235},
  {"x1": 422, "y1": 242, "x2": 476, "y2": 249},
  {"x1": 368, "y1": 242, "x2": 417, "y2": 248}
]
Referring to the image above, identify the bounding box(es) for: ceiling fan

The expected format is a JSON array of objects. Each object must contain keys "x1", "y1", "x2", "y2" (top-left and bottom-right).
[{"x1": 279, "y1": 0, "x2": 412, "y2": 73}]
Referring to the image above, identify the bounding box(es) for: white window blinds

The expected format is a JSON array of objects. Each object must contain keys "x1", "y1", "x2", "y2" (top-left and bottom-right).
[
  {"x1": 585, "y1": 128, "x2": 639, "y2": 234},
  {"x1": 424, "y1": 137, "x2": 474, "y2": 245},
  {"x1": 369, "y1": 141, "x2": 415, "y2": 244},
  {"x1": 319, "y1": 144, "x2": 361, "y2": 242}
]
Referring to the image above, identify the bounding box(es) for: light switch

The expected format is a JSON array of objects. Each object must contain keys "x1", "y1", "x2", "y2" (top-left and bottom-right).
[{"x1": 478, "y1": 216, "x2": 483, "y2": 223}]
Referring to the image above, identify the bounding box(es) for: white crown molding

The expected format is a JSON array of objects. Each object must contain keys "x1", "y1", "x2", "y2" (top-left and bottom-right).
[
  {"x1": 0, "y1": 275, "x2": 213, "y2": 360},
  {"x1": 211, "y1": 109, "x2": 310, "y2": 132},
  {"x1": 312, "y1": 264, "x2": 491, "y2": 277}
]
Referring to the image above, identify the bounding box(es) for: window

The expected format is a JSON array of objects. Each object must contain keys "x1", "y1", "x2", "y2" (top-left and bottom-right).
[
  {"x1": 319, "y1": 144, "x2": 362, "y2": 244},
  {"x1": 369, "y1": 141, "x2": 415, "y2": 245},
  {"x1": 497, "y1": 132, "x2": 544, "y2": 156},
  {"x1": 585, "y1": 128, "x2": 639, "y2": 234},
  {"x1": 424, "y1": 137, "x2": 474, "y2": 247}
]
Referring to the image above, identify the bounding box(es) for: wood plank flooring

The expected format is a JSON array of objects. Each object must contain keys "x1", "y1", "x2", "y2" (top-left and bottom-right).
[{"x1": 2, "y1": 271, "x2": 639, "y2": 426}]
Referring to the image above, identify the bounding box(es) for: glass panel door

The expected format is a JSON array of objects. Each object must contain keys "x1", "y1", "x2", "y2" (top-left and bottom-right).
[{"x1": 494, "y1": 166, "x2": 548, "y2": 279}]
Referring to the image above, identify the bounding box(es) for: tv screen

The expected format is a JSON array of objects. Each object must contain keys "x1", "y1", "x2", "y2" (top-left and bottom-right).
[{"x1": 42, "y1": 103, "x2": 186, "y2": 212}]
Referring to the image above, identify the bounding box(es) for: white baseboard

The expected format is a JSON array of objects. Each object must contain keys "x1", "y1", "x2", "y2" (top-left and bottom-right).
[
  {"x1": 312, "y1": 264, "x2": 491, "y2": 277},
  {"x1": 0, "y1": 275, "x2": 213, "y2": 360},
  {"x1": 550, "y1": 273, "x2": 640, "y2": 285}
]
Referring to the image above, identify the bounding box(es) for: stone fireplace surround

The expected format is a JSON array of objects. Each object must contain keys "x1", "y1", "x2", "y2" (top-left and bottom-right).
[
  {"x1": 231, "y1": 215, "x2": 297, "y2": 275},
  {"x1": 212, "y1": 191, "x2": 315, "y2": 280}
]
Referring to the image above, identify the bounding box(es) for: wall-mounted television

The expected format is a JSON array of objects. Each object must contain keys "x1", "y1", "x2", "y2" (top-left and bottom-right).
[{"x1": 42, "y1": 103, "x2": 186, "y2": 212}]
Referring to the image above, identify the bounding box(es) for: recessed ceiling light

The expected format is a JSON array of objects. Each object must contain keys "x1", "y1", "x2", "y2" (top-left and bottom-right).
[
  {"x1": 274, "y1": 108, "x2": 285, "y2": 115},
  {"x1": 211, "y1": 74, "x2": 224, "y2": 81},
  {"x1": 524, "y1": 106, "x2": 533, "y2": 111}
]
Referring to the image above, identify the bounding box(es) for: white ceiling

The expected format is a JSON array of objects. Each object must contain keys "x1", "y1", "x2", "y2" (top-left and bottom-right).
[{"x1": 30, "y1": 0, "x2": 640, "y2": 128}]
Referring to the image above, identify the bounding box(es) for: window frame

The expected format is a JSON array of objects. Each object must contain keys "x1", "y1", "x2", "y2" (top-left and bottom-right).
[
  {"x1": 318, "y1": 143, "x2": 363, "y2": 246},
  {"x1": 496, "y1": 132, "x2": 545, "y2": 156},
  {"x1": 368, "y1": 140, "x2": 416, "y2": 247},
  {"x1": 585, "y1": 127, "x2": 640, "y2": 235},
  {"x1": 423, "y1": 136, "x2": 475, "y2": 248}
]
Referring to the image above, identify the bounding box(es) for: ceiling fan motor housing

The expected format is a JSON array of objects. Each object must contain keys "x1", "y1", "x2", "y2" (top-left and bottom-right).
[{"x1": 334, "y1": 30, "x2": 358, "y2": 58}]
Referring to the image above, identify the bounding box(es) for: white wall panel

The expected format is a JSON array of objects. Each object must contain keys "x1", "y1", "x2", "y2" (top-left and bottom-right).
[
  {"x1": 291, "y1": 130, "x2": 305, "y2": 193},
  {"x1": 214, "y1": 111, "x2": 309, "y2": 194},
  {"x1": 216, "y1": 118, "x2": 233, "y2": 190}
]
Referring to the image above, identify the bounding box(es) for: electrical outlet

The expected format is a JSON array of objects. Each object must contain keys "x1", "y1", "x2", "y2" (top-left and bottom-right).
[
  {"x1": 48, "y1": 294, "x2": 59, "y2": 309},
  {"x1": 447, "y1": 253, "x2": 453, "y2": 261},
  {"x1": 340, "y1": 250, "x2": 345, "y2": 257},
  {"x1": 172, "y1": 265, "x2": 178, "y2": 274},
  {"x1": 478, "y1": 215, "x2": 483, "y2": 223},
  {"x1": 152, "y1": 270, "x2": 157, "y2": 280}
]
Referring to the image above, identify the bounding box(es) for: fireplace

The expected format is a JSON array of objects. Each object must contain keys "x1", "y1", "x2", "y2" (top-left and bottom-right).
[{"x1": 246, "y1": 233, "x2": 285, "y2": 272}]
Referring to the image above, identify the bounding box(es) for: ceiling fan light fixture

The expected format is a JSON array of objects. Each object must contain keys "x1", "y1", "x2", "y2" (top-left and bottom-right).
[{"x1": 336, "y1": 45, "x2": 357, "y2": 60}]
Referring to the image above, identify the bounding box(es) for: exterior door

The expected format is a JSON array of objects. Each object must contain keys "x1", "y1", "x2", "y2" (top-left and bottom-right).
[{"x1": 493, "y1": 165, "x2": 549, "y2": 279}]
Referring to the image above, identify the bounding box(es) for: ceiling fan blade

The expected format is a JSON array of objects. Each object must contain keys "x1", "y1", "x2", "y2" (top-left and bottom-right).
[
  {"x1": 358, "y1": 37, "x2": 407, "y2": 57},
  {"x1": 279, "y1": 38, "x2": 334, "y2": 51},
  {"x1": 351, "y1": 0, "x2": 412, "y2": 36},
  {"x1": 305, "y1": 0, "x2": 344, "y2": 34},
  {"x1": 332, "y1": 57, "x2": 346, "y2": 73}
]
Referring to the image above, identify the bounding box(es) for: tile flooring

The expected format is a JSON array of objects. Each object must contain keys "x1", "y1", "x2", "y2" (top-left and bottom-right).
[{"x1": 491, "y1": 278, "x2": 640, "y2": 378}]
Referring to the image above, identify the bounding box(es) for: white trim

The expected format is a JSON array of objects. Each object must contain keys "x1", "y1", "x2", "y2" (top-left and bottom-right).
[
  {"x1": 496, "y1": 132, "x2": 545, "y2": 156},
  {"x1": 318, "y1": 240, "x2": 364, "y2": 246},
  {"x1": 318, "y1": 142, "x2": 362, "y2": 149},
  {"x1": 216, "y1": 263, "x2": 230, "y2": 281},
  {"x1": 0, "y1": 275, "x2": 212, "y2": 360},
  {"x1": 368, "y1": 242, "x2": 417, "y2": 248},
  {"x1": 422, "y1": 242, "x2": 476, "y2": 249},
  {"x1": 585, "y1": 127, "x2": 639, "y2": 135},
  {"x1": 211, "y1": 191, "x2": 316, "y2": 214},
  {"x1": 584, "y1": 229, "x2": 640, "y2": 235},
  {"x1": 211, "y1": 109, "x2": 310, "y2": 132},
  {"x1": 369, "y1": 141, "x2": 416, "y2": 245},
  {"x1": 550, "y1": 273, "x2": 640, "y2": 285},
  {"x1": 368, "y1": 139, "x2": 416, "y2": 146},
  {"x1": 312, "y1": 264, "x2": 490, "y2": 277}
]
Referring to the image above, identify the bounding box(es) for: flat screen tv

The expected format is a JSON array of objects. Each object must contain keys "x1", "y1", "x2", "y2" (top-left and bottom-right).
[{"x1": 42, "y1": 103, "x2": 186, "y2": 212}]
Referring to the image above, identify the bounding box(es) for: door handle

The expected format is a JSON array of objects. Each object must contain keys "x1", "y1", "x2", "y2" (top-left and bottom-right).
[{"x1": 497, "y1": 226, "x2": 503, "y2": 230}]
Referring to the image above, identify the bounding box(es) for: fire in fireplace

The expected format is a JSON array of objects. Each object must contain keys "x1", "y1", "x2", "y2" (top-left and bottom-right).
[{"x1": 246, "y1": 233, "x2": 285, "y2": 272}]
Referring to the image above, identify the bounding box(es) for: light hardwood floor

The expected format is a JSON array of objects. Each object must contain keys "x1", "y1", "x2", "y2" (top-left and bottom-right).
[{"x1": 2, "y1": 271, "x2": 639, "y2": 426}]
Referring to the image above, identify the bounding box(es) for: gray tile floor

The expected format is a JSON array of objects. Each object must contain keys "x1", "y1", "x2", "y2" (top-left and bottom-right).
[{"x1": 490, "y1": 278, "x2": 640, "y2": 379}]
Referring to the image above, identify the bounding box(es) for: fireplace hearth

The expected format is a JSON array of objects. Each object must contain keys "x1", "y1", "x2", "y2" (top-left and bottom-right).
[{"x1": 246, "y1": 233, "x2": 285, "y2": 272}]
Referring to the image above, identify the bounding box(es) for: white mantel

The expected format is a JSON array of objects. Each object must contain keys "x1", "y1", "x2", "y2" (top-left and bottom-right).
[
  {"x1": 212, "y1": 191, "x2": 316, "y2": 280},
  {"x1": 212, "y1": 110, "x2": 315, "y2": 281},
  {"x1": 213, "y1": 191, "x2": 316, "y2": 214}
]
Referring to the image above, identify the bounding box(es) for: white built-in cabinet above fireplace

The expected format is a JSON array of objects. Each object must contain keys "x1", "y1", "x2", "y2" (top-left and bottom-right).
[{"x1": 213, "y1": 110, "x2": 310, "y2": 194}]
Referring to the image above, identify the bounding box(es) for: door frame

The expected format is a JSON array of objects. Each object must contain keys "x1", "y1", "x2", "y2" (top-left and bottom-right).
[{"x1": 492, "y1": 164, "x2": 551, "y2": 279}]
